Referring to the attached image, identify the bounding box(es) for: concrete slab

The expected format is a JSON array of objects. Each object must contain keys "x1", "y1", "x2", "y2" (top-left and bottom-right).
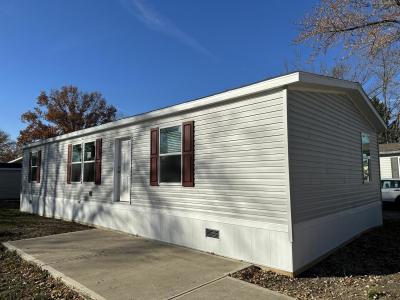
[
  {"x1": 6, "y1": 229, "x2": 275, "y2": 300},
  {"x1": 176, "y1": 277, "x2": 293, "y2": 300}
]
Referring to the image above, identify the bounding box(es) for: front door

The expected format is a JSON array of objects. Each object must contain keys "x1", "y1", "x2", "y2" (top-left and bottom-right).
[{"x1": 118, "y1": 138, "x2": 131, "y2": 202}]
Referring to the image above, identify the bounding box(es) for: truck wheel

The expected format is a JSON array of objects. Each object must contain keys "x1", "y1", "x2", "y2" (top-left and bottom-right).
[{"x1": 396, "y1": 197, "x2": 400, "y2": 208}]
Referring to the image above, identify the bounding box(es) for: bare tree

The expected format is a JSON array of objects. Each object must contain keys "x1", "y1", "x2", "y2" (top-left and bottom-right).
[
  {"x1": 296, "y1": 0, "x2": 400, "y2": 60},
  {"x1": 0, "y1": 130, "x2": 20, "y2": 162},
  {"x1": 294, "y1": 0, "x2": 400, "y2": 143}
]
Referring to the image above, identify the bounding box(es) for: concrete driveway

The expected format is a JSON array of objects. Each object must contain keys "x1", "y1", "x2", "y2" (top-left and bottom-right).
[{"x1": 4, "y1": 229, "x2": 290, "y2": 300}]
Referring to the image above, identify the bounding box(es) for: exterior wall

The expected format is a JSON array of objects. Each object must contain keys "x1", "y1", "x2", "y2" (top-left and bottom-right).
[
  {"x1": 21, "y1": 89, "x2": 294, "y2": 272},
  {"x1": 0, "y1": 169, "x2": 21, "y2": 199},
  {"x1": 380, "y1": 155, "x2": 400, "y2": 179},
  {"x1": 287, "y1": 89, "x2": 382, "y2": 272}
]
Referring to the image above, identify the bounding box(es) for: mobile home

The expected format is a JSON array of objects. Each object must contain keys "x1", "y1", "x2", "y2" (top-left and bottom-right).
[
  {"x1": 380, "y1": 143, "x2": 400, "y2": 179},
  {"x1": 21, "y1": 72, "x2": 385, "y2": 275}
]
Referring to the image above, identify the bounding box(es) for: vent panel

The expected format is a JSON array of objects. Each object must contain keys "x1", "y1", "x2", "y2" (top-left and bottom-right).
[{"x1": 205, "y1": 228, "x2": 219, "y2": 239}]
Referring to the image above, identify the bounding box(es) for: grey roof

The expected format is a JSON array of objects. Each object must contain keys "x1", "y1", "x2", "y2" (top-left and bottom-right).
[{"x1": 379, "y1": 143, "x2": 400, "y2": 155}]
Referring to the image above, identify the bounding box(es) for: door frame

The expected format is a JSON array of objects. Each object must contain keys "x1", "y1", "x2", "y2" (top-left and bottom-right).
[{"x1": 113, "y1": 137, "x2": 132, "y2": 203}]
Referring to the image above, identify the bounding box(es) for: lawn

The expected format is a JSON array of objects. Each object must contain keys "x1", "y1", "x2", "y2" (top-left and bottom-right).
[
  {"x1": 0, "y1": 209, "x2": 91, "y2": 300},
  {"x1": 232, "y1": 208, "x2": 400, "y2": 300}
]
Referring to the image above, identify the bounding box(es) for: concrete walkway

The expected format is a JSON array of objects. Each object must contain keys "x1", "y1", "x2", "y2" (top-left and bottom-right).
[{"x1": 4, "y1": 229, "x2": 291, "y2": 300}]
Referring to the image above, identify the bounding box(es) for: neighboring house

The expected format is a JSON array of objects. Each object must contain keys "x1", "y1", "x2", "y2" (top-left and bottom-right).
[
  {"x1": 20, "y1": 72, "x2": 385, "y2": 275},
  {"x1": 0, "y1": 162, "x2": 22, "y2": 200},
  {"x1": 379, "y1": 143, "x2": 400, "y2": 179}
]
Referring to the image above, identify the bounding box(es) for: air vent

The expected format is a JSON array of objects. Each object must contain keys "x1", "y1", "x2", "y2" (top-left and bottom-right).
[{"x1": 205, "y1": 228, "x2": 219, "y2": 239}]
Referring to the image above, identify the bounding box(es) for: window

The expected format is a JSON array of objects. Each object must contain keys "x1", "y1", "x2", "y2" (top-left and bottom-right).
[
  {"x1": 361, "y1": 133, "x2": 371, "y2": 183},
  {"x1": 30, "y1": 152, "x2": 38, "y2": 181},
  {"x1": 159, "y1": 125, "x2": 182, "y2": 183},
  {"x1": 83, "y1": 142, "x2": 95, "y2": 182},
  {"x1": 71, "y1": 144, "x2": 82, "y2": 182},
  {"x1": 381, "y1": 180, "x2": 400, "y2": 189},
  {"x1": 71, "y1": 142, "x2": 96, "y2": 182}
]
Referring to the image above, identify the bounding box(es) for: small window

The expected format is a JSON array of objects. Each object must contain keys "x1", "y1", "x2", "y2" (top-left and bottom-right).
[
  {"x1": 159, "y1": 126, "x2": 182, "y2": 183},
  {"x1": 83, "y1": 142, "x2": 95, "y2": 182},
  {"x1": 30, "y1": 152, "x2": 38, "y2": 181},
  {"x1": 361, "y1": 133, "x2": 371, "y2": 183},
  {"x1": 71, "y1": 144, "x2": 82, "y2": 182}
]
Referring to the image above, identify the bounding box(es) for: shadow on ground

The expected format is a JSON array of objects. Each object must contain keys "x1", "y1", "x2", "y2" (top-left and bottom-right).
[{"x1": 301, "y1": 206, "x2": 400, "y2": 278}]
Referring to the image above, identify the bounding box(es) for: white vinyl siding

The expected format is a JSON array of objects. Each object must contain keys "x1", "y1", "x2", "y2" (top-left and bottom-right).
[
  {"x1": 21, "y1": 89, "x2": 289, "y2": 226},
  {"x1": 380, "y1": 156, "x2": 392, "y2": 179},
  {"x1": 380, "y1": 156, "x2": 400, "y2": 179},
  {"x1": 287, "y1": 90, "x2": 380, "y2": 224}
]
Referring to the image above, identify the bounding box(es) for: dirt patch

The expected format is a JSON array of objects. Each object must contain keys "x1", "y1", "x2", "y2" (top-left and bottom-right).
[
  {"x1": 232, "y1": 210, "x2": 400, "y2": 300},
  {"x1": 0, "y1": 209, "x2": 91, "y2": 299},
  {"x1": 0, "y1": 245, "x2": 86, "y2": 300},
  {"x1": 0, "y1": 209, "x2": 90, "y2": 243}
]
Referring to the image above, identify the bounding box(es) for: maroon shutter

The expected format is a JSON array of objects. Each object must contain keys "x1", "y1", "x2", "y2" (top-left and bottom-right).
[
  {"x1": 37, "y1": 150, "x2": 42, "y2": 183},
  {"x1": 67, "y1": 144, "x2": 72, "y2": 184},
  {"x1": 28, "y1": 152, "x2": 32, "y2": 183},
  {"x1": 182, "y1": 121, "x2": 194, "y2": 187},
  {"x1": 95, "y1": 138, "x2": 102, "y2": 185},
  {"x1": 150, "y1": 128, "x2": 159, "y2": 186}
]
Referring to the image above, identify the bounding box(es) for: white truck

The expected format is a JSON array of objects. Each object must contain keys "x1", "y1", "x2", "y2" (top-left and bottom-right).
[{"x1": 381, "y1": 179, "x2": 400, "y2": 204}]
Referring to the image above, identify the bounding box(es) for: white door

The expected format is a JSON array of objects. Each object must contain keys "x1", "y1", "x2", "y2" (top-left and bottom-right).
[{"x1": 119, "y1": 139, "x2": 131, "y2": 202}]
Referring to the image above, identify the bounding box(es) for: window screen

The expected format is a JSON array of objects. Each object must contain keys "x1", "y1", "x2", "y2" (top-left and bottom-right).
[
  {"x1": 83, "y1": 142, "x2": 95, "y2": 182},
  {"x1": 71, "y1": 144, "x2": 82, "y2": 182},
  {"x1": 30, "y1": 152, "x2": 38, "y2": 182},
  {"x1": 159, "y1": 126, "x2": 182, "y2": 183}
]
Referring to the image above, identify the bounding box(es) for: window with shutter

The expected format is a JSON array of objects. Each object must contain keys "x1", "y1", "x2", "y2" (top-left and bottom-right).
[
  {"x1": 159, "y1": 126, "x2": 182, "y2": 183},
  {"x1": 28, "y1": 152, "x2": 32, "y2": 183},
  {"x1": 95, "y1": 138, "x2": 102, "y2": 185},
  {"x1": 37, "y1": 150, "x2": 42, "y2": 183},
  {"x1": 182, "y1": 121, "x2": 194, "y2": 187},
  {"x1": 150, "y1": 128, "x2": 159, "y2": 186},
  {"x1": 67, "y1": 144, "x2": 72, "y2": 184}
]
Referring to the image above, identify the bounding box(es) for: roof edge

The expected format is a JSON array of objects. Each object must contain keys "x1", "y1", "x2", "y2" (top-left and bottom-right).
[
  {"x1": 298, "y1": 72, "x2": 386, "y2": 131},
  {"x1": 23, "y1": 71, "x2": 386, "y2": 149},
  {"x1": 24, "y1": 72, "x2": 301, "y2": 149}
]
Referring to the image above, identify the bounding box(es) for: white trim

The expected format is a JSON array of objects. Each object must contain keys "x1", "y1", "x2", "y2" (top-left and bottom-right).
[
  {"x1": 282, "y1": 89, "x2": 293, "y2": 242},
  {"x1": 24, "y1": 72, "x2": 385, "y2": 149},
  {"x1": 8, "y1": 157, "x2": 23, "y2": 163}
]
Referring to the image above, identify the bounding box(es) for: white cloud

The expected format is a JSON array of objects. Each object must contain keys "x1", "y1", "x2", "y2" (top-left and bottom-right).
[{"x1": 122, "y1": 0, "x2": 212, "y2": 57}]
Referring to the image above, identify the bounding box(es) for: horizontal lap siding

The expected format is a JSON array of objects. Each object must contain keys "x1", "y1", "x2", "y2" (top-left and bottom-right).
[
  {"x1": 21, "y1": 90, "x2": 289, "y2": 225},
  {"x1": 288, "y1": 90, "x2": 380, "y2": 224},
  {"x1": 380, "y1": 156, "x2": 399, "y2": 179}
]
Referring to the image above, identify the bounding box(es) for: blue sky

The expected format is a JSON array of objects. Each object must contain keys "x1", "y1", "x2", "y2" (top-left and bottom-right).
[{"x1": 0, "y1": 0, "x2": 319, "y2": 140}]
